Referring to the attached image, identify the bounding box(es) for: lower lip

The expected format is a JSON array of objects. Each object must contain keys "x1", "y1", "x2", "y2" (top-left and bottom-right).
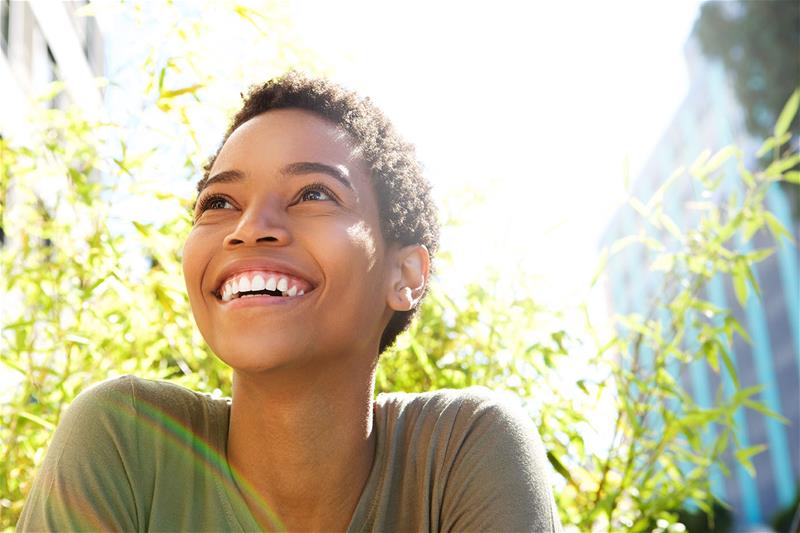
[{"x1": 216, "y1": 292, "x2": 309, "y2": 309}]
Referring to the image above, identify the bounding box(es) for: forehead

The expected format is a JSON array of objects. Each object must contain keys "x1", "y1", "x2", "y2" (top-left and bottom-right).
[{"x1": 211, "y1": 108, "x2": 369, "y2": 179}]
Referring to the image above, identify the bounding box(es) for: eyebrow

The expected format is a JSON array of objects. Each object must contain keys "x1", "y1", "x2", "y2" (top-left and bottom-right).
[{"x1": 196, "y1": 162, "x2": 355, "y2": 195}]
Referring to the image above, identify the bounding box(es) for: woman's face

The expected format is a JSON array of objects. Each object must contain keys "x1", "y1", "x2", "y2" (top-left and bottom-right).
[{"x1": 183, "y1": 108, "x2": 395, "y2": 373}]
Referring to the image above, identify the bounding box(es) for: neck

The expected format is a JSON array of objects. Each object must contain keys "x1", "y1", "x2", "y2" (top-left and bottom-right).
[{"x1": 226, "y1": 356, "x2": 378, "y2": 532}]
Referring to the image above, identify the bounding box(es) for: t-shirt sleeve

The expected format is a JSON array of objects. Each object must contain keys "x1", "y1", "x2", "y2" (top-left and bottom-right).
[
  {"x1": 440, "y1": 389, "x2": 561, "y2": 533},
  {"x1": 16, "y1": 376, "x2": 141, "y2": 532}
]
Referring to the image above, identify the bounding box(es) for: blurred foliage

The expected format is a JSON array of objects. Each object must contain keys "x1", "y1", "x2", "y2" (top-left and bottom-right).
[
  {"x1": 1, "y1": 1, "x2": 799, "y2": 531},
  {"x1": 770, "y1": 484, "x2": 800, "y2": 533},
  {"x1": 694, "y1": 0, "x2": 800, "y2": 139}
]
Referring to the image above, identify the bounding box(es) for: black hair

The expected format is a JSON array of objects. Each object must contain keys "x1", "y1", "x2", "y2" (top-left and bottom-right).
[{"x1": 199, "y1": 72, "x2": 440, "y2": 354}]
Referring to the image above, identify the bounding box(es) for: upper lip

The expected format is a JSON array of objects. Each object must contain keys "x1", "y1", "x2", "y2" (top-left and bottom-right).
[{"x1": 211, "y1": 256, "x2": 318, "y2": 298}]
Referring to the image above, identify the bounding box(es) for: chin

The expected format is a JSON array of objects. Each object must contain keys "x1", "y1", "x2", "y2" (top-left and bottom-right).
[{"x1": 211, "y1": 338, "x2": 316, "y2": 374}]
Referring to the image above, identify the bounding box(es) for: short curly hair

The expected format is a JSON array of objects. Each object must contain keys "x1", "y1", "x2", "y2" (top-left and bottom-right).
[{"x1": 198, "y1": 72, "x2": 440, "y2": 355}]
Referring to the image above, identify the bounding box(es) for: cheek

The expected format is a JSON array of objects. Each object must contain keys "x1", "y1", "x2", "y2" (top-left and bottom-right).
[
  {"x1": 345, "y1": 220, "x2": 379, "y2": 271},
  {"x1": 181, "y1": 231, "x2": 205, "y2": 298}
]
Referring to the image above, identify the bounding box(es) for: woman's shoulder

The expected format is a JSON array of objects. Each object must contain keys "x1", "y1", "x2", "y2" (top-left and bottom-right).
[
  {"x1": 69, "y1": 375, "x2": 230, "y2": 431},
  {"x1": 370, "y1": 386, "x2": 560, "y2": 531},
  {"x1": 373, "y1": 385, "x2": 542, "y2": 454},
  {"x1": 375, "y1": 385, "x2": 531, "y2": 428}
]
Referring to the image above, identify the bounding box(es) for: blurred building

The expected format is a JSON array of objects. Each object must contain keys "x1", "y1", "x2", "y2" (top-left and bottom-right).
[
  {"x1": 601, "y1": 32, "x2": 799, "y2": 530},
  {"x1": 0, "y1": 0, "x2": 104, "y2": 247},
  {"x1": 0, "y1": 0, "x2": 103, "y2": 133}
]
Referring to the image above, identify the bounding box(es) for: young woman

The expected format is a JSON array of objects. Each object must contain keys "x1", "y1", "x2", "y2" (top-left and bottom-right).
[{"x1": 18, "y1": 73, "x2": 560, "y2": 532}]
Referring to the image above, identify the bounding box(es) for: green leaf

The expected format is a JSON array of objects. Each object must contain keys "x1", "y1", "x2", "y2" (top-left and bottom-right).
[
  {"x1": 610, "y1": 235, "x2": 640, "y2": 256},
  {"x1": 763, "y1": 212, "x2": 795, "y2": 244},
  {"x1": 756, "y1": 132, "x2": 791, "y2": 158},
  {"x1": 744, "y1": 248, "x2": 774, "y2": 264},
  {"x1": 658, "y1": 213, "x2": 683, "y2": 241},
  {"x1": 158, "y1": 66, "x2": 167, "y2": 93},
  {"x1": 132, "y1": 220, "x2": 151, "y2": 237},
  {"x1": 646, "y1": 166, "x2": 684, "y2": 211},
  {"x1": 766, "y1": 154, "x2": 800, "y2": 178},
  {"x1": 718, "y1": 344, "x2": 739, "y2": 388},
  {"x1": 17, "y1": 412, "x2": 55, "y2": 431},
  {"x1": 702, "y1": 340, "x2": 720, "y2": 372},
  {"x1": 739, "y1": 164, "x2": 757, "y2": 188},
  {"x1": 65, "y1": 334, "x2": 91, "y2": 345},
  {"x1": 546, "y1": 451, "x2": 575, "y2": 484},
  {"x1": 689, "y1": 148, "x2": 712, "y2": 176},
  {"x1": 159, "y1": 84, "x2": 204, "y2": 99},
  {"x1": 732, "y1": 262, "x2": 749, "y2": 307},
  {"x1": 724, "y1": 315, "x2": 752, "y2": 345},
  {"x1": 628, "y1": 196, "x2": 650, "y2": 218},
  {"x1": 703, "y1": 145, "x2": 738, "y2": 176},
  {"x1": 733, "y1": 384, "x2": 764, "y2": 403},
  {"x1": 590, "y1": 247, "x2": 609, "y2": 288},
  {"x1": 735, "y1": 444, "x2": 768, "y2": 477},
  {"x1": 743, "y1": 262, "x2": 761, "y2": 297},
  {"x1": 743, "y1": 399, "x2": 790, "y2": 424},
  {"x1": 774, "y1": 88, "x2": 800, "y2": 138},
  {"x1": 0, "y1": 353, "x2": 26, "y2": 375},
  {"x1": 650, "y1": 253, "x2": 675, "y2": 272},
  {"x1": 784, "y1": 171, "x2": 800, "y2": 184}
]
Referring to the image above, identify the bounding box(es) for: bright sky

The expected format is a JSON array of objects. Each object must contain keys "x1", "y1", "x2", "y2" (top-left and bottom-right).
[
  {"x1": 96, "y1": 0, "x2": 704, "y2": 310},
  {"x1": 286, "y1": 0, "x2": 703, "y2": 307}
]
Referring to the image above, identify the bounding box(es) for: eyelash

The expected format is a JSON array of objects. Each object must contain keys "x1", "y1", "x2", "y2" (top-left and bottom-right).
[
  {"x1": 297, "y1": 182, "x2": 337, "y2": 203},
  {"x1": 195, "y1": 182, "x2": 337, "y2": 215},
  {"x1": 195, "y1": 194, "x2": 233, "y2": 214}
]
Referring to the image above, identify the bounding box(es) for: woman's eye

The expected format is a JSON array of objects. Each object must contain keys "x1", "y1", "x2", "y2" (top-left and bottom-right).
[
  {"x1": 299, "y1": 184, "x2": 334, "y2": 203},
  {"x1": 198, "y1": 194, "x2": 234, "y2": 213}
]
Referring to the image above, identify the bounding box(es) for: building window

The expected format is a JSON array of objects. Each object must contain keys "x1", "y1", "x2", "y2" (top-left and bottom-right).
[{"x1": 0, "y1": 0, "x2": 10, "y2": 55}]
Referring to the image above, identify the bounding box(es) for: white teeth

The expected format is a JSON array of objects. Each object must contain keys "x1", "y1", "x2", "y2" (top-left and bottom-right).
[
  {"x1": 277, "y1": 277, "x2": 288, "y2": 292},
  {"x1": 238, "y1": 276, "x2": 251, "y2": 293},
  {"x1": 251, "y1": 274, "x2": 266, "y2": 291},
  {"x1": 219, "y1": 272, "x2": 310, "y2": 302}
]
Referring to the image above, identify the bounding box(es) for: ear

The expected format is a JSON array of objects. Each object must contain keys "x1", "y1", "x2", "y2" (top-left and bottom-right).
[{"x1": 386, "y1": 244, "x2": 430, "y2": 312}]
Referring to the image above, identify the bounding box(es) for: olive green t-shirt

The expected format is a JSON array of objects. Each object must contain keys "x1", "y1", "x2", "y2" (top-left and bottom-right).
[{"x1": 17, "y1": 375, "x2": 560, "y2": 532}]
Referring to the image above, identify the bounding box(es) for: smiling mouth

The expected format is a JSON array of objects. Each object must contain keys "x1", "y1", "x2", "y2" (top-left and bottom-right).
[{"x1": 215, "y1": 271, "x2": 314, "y2": 302}]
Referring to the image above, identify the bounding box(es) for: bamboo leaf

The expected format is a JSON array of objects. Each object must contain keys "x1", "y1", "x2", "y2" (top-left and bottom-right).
[
  {"x1": 734, "y1": 385, "x2": 764, "y2": 403},
  {"x1": 650, "y1": 253, "x2": 674, "y2": 272},
  {"x1": 703, "y1": 145, "x2": 738, "y2": 176},
  {"x1": 743, "y1": 399, "x2": 790, "y2": 424},
  {"x1": 724, "y1": 315, "x2": 752, "y2": 345},
  {"x1": 591, "y1": 247, "x2": 609, "y2": 288},
  {"x1": 689, "y1": 148, "x2": 711, "y2": 176},
  {"x1": 766, "y1": 154, "x2": 800, "y2": 178},
  {"x1": 65, "y1": 334, "x2": 91, "y2": 345},
  {"x1": 159, "y1": 84, "x2": 204, "y2": 99},
  {"x1": 735, "y1": 444, "x2": 768, "y2": 477},
  {"x1": 718, "y1": 343, "x2": 739, "y2": 388},
  {"x1": 774, "y1": 88, "x2": 800, "y2": 138},
  {"x1": 756, "y1": 132, "x2": 791, "y2": 158},
  {"x1": 743, "y1": 263, "x2": 761, "y2": 297},
  {"x1": 658, "y1": 213, "x2": 683, "y2": 241},
  {"x1": 17, "y1": 412, "x2": 55, "y2": 431},
  {"x1": 763, "y1": 212, "x2": 795, "y2": 244},
  {"x1": 546, "y1": 451, "x2": 575, "y2": 484},
  {"x1": 744, "y1": 248, "x2": 774, "y2": 264},
  {"x1": 732, "y1": 262, "x2": 748, "y2": 307},
  {"x1": 628, "y1": 196, "x2": 650, "y2": 218}
]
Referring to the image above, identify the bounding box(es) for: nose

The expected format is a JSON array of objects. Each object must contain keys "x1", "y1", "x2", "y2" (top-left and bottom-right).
[{"x1": 223, "y1": 198, "x2": 292, "y2": 248}]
